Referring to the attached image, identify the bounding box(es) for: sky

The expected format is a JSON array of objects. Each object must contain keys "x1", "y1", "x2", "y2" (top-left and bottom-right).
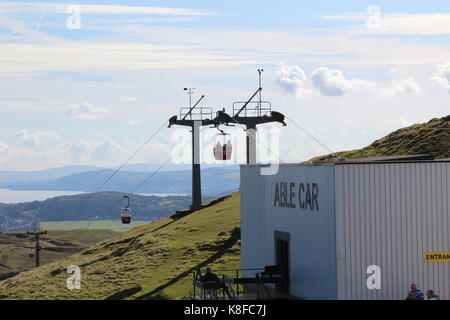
[{"x1": 0, "y1": 0, "x2": 450, "y2": 170}]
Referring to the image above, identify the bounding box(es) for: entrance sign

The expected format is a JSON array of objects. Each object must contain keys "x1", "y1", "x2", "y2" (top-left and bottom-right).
[{"x1": 424, "y1": 252, "x2": 450, "y2": 263}]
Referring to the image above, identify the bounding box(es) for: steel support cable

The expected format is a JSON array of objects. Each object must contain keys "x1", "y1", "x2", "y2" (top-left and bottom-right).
[
  {"x1": 61, "y1": 120, "x2": 168, "y2": 229},
  {"x1": 224, "y1": 114, "x2": 285, "y2": 164},
  {"x1": 93, "y1": 120, "x2": 168, "y2": 193},
  {"x1": 248, "y1": 126, "x2": 285, "y2": 164},
  {"x1": 284, "y1": 115, "x2": 335, "y2": 155},
  {"x1": 127, "y1": 120, "x2": 211, "y2": 194},
  {"x1": 123, "y1": 112, "x2": 335, "y2": 201},
  {"x1": 129, "y1": 120, "x2": 269, "y2": 195},
  {"x1": 129, "y1": 157, "x2": 173, "y2": 194},
  {"x1": 128, "y1": 123, "x2": 209, "y2": 194}
]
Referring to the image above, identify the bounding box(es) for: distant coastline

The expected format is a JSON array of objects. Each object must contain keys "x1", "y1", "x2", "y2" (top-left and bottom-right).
[{"x1": 0, "y1": 188, "x2": 187, "y2": 204}]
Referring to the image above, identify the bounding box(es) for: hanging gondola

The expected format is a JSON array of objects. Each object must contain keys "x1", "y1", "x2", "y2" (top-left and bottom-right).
[
  {"x1": 213, "y1": 132, "x2": 233, "y2": 160},
  {"x1": 28, "y1": 249, "x2": 34, "y2": 258},
  {"x1": 121, "y1": 194, "x2": 132, "y2": 224}
]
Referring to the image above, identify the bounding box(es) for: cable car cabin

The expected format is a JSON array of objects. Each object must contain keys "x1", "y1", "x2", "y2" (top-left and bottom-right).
[
  {"x1": 121, "y1": 208, "x2": 132, "y2": 224},
  {"x1": 28, "y1": 250, "x2": 34, "y2": 258},
  {"x1": 214, "y1": 143, "x2": 232, "y2": 160},
  {"x1": 121, "y1": 194, "x2": 132, "y2": 224},
  {"x1": 213, "y1": 133, "x2": 232, "y2": 161}
]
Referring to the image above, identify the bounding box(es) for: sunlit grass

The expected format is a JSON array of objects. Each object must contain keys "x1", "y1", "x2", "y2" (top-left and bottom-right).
[
  {"x1": 41, "y1": 220, "x2": 151, "y2": 233},
  {"x1": 311, "y1": 116, "x2": 450, "y2": 162},
  {"x1": 0, "y1": 193, "x2": 241, "y2": 300}
]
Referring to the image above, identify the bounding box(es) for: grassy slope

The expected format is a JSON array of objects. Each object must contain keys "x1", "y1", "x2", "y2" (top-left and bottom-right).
[
  {"x1": 311, "y1": 115, "x2": 450, "y2": 162},
  {"x1": 41, "y1": 220, "x2": 151, "y2": 233},
  {"x1": 0, "y1": 230, "x2": 119, "y2": 279},
  {"x1": 0, "y1": 193, "x2": 241, "y2": 300}
]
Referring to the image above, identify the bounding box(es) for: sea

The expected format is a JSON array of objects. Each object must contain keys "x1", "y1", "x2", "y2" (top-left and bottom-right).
[{"x1": 0, "y1": 188, "x2": 187, "y2": 204}]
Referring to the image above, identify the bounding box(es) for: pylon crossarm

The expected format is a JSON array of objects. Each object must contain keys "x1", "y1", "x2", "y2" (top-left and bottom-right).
[{"x1": 233, "y1": 87, "x2": 261, "y2": 118}]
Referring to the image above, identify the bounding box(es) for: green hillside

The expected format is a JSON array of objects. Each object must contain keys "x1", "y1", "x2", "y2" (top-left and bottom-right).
[
  {"x1": 311, "y1": 115, "x2": 450, "y2": 162},
  {"x1": 0, "y1": 193, "x2": 241, "y2": 300},
  {"x1": 0, "y1": 203, "x2": 38, "y2": 232},
  {"x1": 0, "y1": 191, "x2": 193, "y2": 232},
  {"x1": 0, "y1": 230, "x2": 119, "y2": 280},
  {"x1": 41, "y1": 220, "x2": 151, "y2": 232}
]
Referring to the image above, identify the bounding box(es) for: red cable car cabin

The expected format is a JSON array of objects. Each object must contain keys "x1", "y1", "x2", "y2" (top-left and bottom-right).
[{"x1": 213, "y1": 133, "x2": 232, "y2": 160}]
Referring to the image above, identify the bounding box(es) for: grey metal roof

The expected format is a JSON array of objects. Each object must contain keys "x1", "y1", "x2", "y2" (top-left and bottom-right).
[{"x1": 240, "y1": 154, "x2": 450, "y2": 167}]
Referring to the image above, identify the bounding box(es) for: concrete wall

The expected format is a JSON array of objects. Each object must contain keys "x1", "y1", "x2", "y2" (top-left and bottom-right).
[
  {"x1": 335, "y1": 162, "x2": 450, "y2": 300},
  {"x1": 240, "y1": 164, "x2": 338, "y2": 299}
]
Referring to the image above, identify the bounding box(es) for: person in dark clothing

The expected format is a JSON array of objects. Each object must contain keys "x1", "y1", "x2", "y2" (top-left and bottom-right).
[
  {"x1": 203, "y1": 268, "x2": 220, "y2": 282},
  {"x1": 202, "y1": 268, "x2": 220, "y2": 299},
  {"x1": 406, "y1": 283, "x2": 424, "y2": 300}
]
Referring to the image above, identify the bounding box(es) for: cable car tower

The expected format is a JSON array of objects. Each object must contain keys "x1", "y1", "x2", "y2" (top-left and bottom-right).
[
  {"x1": 27, "y1": 230, "x2": 47, "y2": 267},
  {"x1": 168, "y1": 71, "x2": 287, "y2": 210},
  {"x1": 217, "y1": 69, "x2": 287, "y2": 164},
  {"x1": 168, "y1": 89, "x2": 220, "y2": 211}
]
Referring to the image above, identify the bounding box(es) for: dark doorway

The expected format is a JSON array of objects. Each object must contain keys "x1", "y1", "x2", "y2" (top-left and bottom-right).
[{"x1": 274, "y1": 231, "x2": 290, "y2": 294}]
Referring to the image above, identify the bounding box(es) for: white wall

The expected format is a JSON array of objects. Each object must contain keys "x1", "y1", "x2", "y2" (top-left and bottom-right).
[
  {"x1": 335, "y1": 162, "x2": 450, "y2": 300},
  {"x1": 240, "y1": 164, "x2": 338, "y2": 299}
]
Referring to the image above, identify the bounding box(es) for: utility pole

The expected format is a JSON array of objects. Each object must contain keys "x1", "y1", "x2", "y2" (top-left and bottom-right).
[
  {"x1": 184, "y1": 88, "x2": 196, "y2": 118},
  {"x1": 258, "y1": 69, "x2": 263, "y2": 114},
  {"x1": 27, "y1": 230, "x2": 47, "y2": 267}
]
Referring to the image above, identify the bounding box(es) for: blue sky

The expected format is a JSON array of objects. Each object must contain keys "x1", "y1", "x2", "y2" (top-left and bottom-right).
[{"x1": 0, "y1": 1, "x2": 450, "y2": 170}]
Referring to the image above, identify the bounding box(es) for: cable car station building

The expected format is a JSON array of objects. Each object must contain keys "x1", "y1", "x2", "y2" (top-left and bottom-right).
[{"x1": 240, "y1": 156, "x2": 450, "y2": 299}]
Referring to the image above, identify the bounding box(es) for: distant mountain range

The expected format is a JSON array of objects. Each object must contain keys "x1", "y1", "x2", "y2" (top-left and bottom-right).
[
  {"x1": 0, "y1": 191, "x2": 196, "y2": 232},
  {"x1": 0, "y1": 165, "x2": 240, "y2": 196},
  {"x1": 0, "y1": 165, "x2": 104, "y2": 184},
  {"x1": 0, "y1": 163, "x2": 234, "y2": 182}
]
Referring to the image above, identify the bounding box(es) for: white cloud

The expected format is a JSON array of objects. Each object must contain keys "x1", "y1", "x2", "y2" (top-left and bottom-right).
[
  {"x1": 274, "y1": 63, "x2": 312, "y2": 98},
  {"x1": 0, "y1": 42, "x2": 257, "y2": 73},
  {"x1": 66, "y1": 138, "x2": 93, "y2": 161},
  {"x1": 65, "y1": 102, "x2": 108, "y2": 120},
  {"x1": 2, "y1": 23, "x2": 450, "y2": 75},
  {"x1": 127, "y1": 120, "x2": 142, "y2": 126},
  {"x1": 383, "y1": 117, "x2": 414, "y2": 127},
  {"x1": 0, "y1": 141, "x2": 9, "y2": 155},
  {"x1": 121, "y1": 95, "x2": 139, "y2": 102},
  {"x1": 320, "y1": 12, "x2": 450, "y2": 35},
  {"x1": 16, "y1": 129, "x2": 61, "y2": 149},
  {"x1": 378, "y1": 78, "x2": 421, "y2": 97},
  {"x1": 430, "y1": 62, "x2": 450, "y2": 92},
  {"x1": 0, "y1": 2, "x2": 214, "y2": 16},
  {"x1": 388, "y1": 67, "x2": 399, "y2": 78},
  {"x1": 310, "y1": 67, "x2": 373, "y2": 96},
  {"x1": 0, "y1": 128, "x2": 178, "y2": 170},
  {"x1": 276, "y1": 64, "x2": 421, "y2": 98},
  {"x1": 90, "y1": 137, "x2": 124, "y2": 161}
]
